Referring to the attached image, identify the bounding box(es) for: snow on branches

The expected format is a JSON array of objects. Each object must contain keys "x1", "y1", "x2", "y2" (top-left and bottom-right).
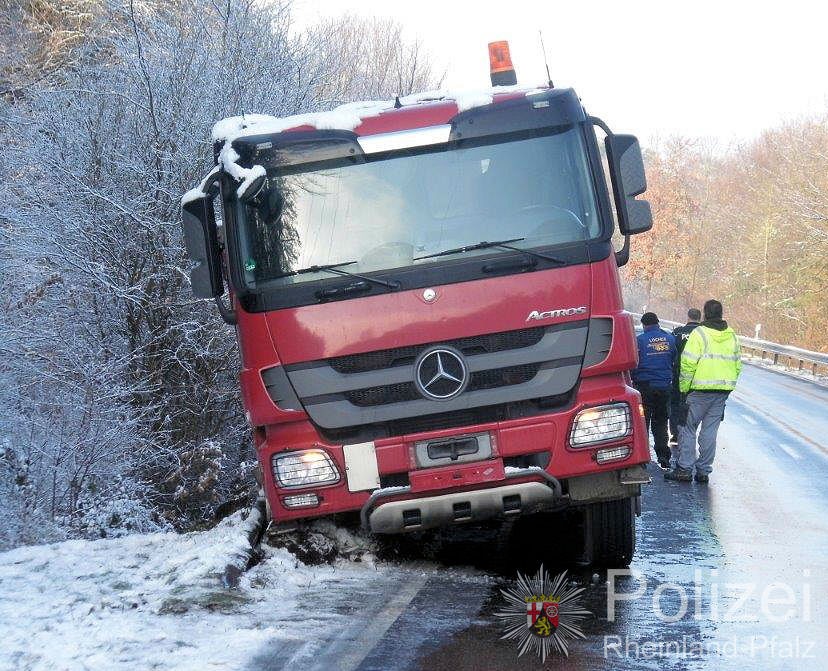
[{"x1": 0, "y1": 0, "x2": 439, "y2": 548}]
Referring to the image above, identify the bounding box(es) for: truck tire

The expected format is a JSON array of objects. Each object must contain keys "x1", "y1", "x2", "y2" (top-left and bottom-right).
[
  {"x1": 502, "y1": 510, "x2": 583, "y2": 572},
  {"x1": 587, "y1": 497, "x2": 636, "y2": 567}
]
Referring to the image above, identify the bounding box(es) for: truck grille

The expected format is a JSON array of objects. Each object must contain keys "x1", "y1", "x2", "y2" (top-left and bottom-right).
[
  {"x1": 322, "y1": 391, "x2": 575, "y2": 443},
  {"x1": 328, "y1": 326, "x2": 546, "y2": 374},
  {"x1": 345, "y1": 363, "x2": 542, "y2": 407},
  {"x1": 280, "y1": 320, "x2": 591, "y2": 433},
  {"x1": 389, "y1": 406, "x2": 507, "y2": 435}
]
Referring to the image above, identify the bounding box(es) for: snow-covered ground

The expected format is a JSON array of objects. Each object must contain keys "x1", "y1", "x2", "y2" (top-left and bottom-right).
[{"x1": 0, "y1": 513, "x2": 408, "y2": 671}]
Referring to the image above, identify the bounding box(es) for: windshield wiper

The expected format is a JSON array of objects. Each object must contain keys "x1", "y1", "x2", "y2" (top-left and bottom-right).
[
  {"x1": 414, "y1": 238, "x2": 524, "y2": 261},
  {"x1": 414, "y1": 238, "x2": 565, "y2": 264},
  {"x1": 275, "y1": 261, "x2": 400, "y2": 290},
  {"x1": 491, "y1": 242, "x2": 566, "y2": 265},
  {"x1": 284, "y1": 261, "x2": 357, "y2": 276}
]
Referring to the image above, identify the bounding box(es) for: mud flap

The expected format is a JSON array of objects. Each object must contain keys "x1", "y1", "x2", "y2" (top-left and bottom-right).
[{"x1": 567, "y1": 468, "x2": 646, "y2": 505}]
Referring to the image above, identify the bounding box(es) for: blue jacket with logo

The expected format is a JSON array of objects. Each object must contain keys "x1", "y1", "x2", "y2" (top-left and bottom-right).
[{"x1": 632, "y1": 325, "x2": 677, "y2": 389}]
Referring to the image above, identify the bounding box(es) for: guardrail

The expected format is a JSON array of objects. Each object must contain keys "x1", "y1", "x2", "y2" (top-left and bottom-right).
[{"x1": 630, "y1": 313, "x2": 828, "y2": 378}]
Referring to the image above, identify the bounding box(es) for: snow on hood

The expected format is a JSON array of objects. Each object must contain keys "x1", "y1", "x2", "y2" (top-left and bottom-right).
[{"x1": 184, "y1": 85, "x2": 549, "y2": 204}]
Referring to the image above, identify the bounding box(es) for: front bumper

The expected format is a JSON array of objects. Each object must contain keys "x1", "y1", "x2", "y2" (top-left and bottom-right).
[
  {"x1": 362, "y1": 468, "x2": 562, "y2": 533},
  {"x1": 360, "y1": 464, "x2": 649, "y2": 533}
]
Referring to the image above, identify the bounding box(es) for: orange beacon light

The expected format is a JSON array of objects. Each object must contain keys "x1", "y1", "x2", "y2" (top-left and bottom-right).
[{"x1": 488, "y1": 41, "x2": 517, "y2": 86}]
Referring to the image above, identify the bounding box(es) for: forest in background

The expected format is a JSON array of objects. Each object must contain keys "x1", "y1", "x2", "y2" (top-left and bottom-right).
[
  {"x1": 0, "y1": 0, "x2": 438, "y2": 548},
  {"x1": 0, "y1": 0, "x2": 825, "y2": 550},
  {"x1": 623, "y1": 124, "x2": 828, "y2": 350}
]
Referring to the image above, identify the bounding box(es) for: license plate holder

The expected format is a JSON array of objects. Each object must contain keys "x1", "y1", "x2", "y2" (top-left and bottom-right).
[
  {"x1": 409, "y1": 459, "x2": 505, "y2": 493},
  {"x1": 414, "y1": 432, "x2": 492, "y2": 468}
]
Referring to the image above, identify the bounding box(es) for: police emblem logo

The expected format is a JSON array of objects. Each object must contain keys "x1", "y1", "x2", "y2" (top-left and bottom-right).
[
  {"x1": 495, "y1": 566, "x2": 591, "y2": 660},
  {"x1": 526, "y1": 600, "x2": 560, "y2": 637}
]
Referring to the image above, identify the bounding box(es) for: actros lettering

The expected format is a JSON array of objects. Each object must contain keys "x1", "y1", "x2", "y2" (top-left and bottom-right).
[{"x1": 526, "y1": 306, "x2": 588, "y2": 322}]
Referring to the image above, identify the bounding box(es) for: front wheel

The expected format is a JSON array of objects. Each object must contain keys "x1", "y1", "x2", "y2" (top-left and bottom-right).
[{"x1": 586, "y1": 497, "x2": 636, "y2": 567}]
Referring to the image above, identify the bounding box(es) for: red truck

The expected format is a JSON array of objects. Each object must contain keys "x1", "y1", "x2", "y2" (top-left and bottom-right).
[{"x1": 182, "y1": 48, "x2": 653, "y2": 566}]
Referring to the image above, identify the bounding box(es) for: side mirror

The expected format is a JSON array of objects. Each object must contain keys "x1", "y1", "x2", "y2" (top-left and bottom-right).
[
  {"x1": 238, "y1": 173, "x2": 266, "y2": 203},
  {"x1": 605, "y1": 134, "x2": 653, "y2": 235},
  {"x1": 181, "y1": 195, "x2": 222, "y2": 299}
]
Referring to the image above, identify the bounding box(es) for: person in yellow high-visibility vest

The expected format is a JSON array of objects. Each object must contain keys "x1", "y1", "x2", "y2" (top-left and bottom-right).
[{"x1": 665, "y1": 299, "x2": 742, "y2": 483}]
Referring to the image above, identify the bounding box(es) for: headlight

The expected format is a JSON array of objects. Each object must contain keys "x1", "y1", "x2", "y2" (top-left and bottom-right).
[
  {"x1": 570, "y1": 403, "x2": 631, "y2": 446},
  {"x1": 272, "y1": 449, "x2": 340, "y2": 489}
]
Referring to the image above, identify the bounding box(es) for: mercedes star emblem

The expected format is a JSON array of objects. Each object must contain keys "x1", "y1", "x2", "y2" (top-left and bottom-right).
[{"x1": 414, "y1": 346, "x2": 469, "y2": 400}]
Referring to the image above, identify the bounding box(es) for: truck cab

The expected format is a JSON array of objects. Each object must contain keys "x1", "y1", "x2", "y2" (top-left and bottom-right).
[{"x1": 182, "y1": 82, "x2": 654, "y2": 566}]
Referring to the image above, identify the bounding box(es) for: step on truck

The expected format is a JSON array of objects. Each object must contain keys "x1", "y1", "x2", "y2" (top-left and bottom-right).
[{"x1": 182, "y1": 43, "x2": 653, "y2": 567}]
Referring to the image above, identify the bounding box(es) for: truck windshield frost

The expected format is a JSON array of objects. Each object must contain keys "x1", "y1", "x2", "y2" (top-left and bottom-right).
[{"x1": 236, "y1": 126, "x2": 601, "y2": 288}]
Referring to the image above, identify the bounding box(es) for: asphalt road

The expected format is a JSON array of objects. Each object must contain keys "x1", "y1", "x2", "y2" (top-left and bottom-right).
[{"x1": 253, "y1": 364, "x2": 828, "y2": 670}]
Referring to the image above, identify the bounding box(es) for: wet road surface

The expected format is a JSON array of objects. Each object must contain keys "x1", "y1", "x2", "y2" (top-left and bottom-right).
[{"x1": 253, "y1": 364, "x2": 828, "y2": 670}]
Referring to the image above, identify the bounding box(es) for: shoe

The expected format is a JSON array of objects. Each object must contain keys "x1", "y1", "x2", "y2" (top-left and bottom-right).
[
  {"x1": 694, "y1": 472, "x2": 709, "y2": 483},
  {"x1": 658, "y1": 460, "x2": 670, "y2": 469},
  {"x1": 664, "y1": 468, "x2": 692, "y2": 482}
]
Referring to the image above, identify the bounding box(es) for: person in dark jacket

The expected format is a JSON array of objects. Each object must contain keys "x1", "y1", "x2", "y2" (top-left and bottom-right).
[
  {"x1": 632, "y1": 312, "x2": 677, "y2": 468},
  {"x1": 669, "y1": 308, "x2": 701, "y2": 454}
]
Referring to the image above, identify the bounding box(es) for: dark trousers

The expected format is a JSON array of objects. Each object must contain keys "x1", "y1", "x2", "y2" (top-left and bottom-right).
[
  {"x1": 669, "y1": 387, "x2": 685, "y2": 444},
  {"x1": 635, "y1": 382, "x2": 671, "y2": 464}
]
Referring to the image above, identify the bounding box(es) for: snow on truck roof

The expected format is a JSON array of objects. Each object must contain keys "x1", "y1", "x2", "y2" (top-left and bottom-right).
[
  {"x1": 184, "y1": 85, "x2": 550, "y2": 205},
  {"x1": 210, "y1": 85, "x2": 550, "y2": 143}
]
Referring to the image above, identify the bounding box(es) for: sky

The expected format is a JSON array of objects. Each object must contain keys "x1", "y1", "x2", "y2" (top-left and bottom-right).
[{"x1": 291, "y1": 0, "x2": 828, "y2": 146}]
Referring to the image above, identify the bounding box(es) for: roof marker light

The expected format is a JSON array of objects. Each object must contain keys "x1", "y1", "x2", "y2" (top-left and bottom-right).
[{"x1": 488, "y1": 41, "x2": 517, "y2": 86}]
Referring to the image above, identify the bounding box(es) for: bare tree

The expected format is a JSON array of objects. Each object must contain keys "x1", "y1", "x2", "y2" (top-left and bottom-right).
[
  {"x1": 307, "y1": 14, "x2": 443, "y2": 105},
  {"x1": 0, "y1": 0, "x2": 441, "y2": 548}
]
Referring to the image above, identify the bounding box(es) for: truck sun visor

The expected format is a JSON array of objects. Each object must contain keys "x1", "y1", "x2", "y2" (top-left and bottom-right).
[
  {"x1": 229, "y1": 129, "x2": 366, "y2": 174},
  {"x1": 449, "y1": 87, "x2": 585, "y2": 143}
]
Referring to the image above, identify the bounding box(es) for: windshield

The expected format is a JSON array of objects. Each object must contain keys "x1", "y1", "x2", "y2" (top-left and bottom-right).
[{"x1": 236, "y1": 126, "x2": 601, "y2": 287}]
